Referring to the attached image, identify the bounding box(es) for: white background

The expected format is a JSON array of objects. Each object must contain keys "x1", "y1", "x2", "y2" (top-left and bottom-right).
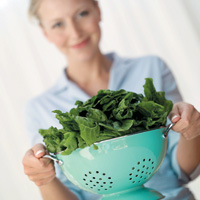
[{"x1": 0, "y1": 0, "x2": 200, "y2": 199}]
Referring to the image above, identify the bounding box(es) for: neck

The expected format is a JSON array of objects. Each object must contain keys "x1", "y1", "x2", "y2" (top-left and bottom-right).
[{"x1": 66, "y1": 52, "x2": 112, "y2": 87}]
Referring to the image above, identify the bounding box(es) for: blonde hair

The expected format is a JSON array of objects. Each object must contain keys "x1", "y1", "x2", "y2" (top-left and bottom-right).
[
  {"x1": 28, "y1": 0, "x2": 42, "y2": 20},
  {"x1": 28, "y1": 0, "x2": 97, "y2": 20}
]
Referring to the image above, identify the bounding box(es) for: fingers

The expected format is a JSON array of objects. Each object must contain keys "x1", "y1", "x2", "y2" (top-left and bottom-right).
[
  {"x1": 171, "y1": 115, "x2": 181, "y2": 123},
  {"x1": 169, "y1": 102, "x2": 200, "y2": 140},
  {"x1": 22, "y1": 143, "x2": 56, "y2": 186},
  {"x1": 32, "y1": 143, "x2": 47, "y2": 158},
  {"x1": 181, "y1": 107, "x2": 200, "y2": 139},
  {"x1": 24, "y1": 160, "x2": 54, "y2": 175},
  {"x1": 173, "y1": 103, "x2": 195, "y2": 131},
  {"x1": 169, "y1": 103, "x2": 181, "y2": 123},
  {"x1": 23, "y1": 144, "x2": 52, "y2": 168}
]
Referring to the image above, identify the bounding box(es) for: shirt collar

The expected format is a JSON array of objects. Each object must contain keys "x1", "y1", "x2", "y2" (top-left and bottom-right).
[
  {"x1": 53, "y1": 68, "x2": 70, "y2": 94},
  {"x1": 53, "y1": 52, "x2": 119, "y2": 94}
]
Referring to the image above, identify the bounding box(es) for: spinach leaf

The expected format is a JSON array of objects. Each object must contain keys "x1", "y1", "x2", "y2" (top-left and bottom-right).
[{"x1": 39, "y1": 78, "x2": 173, "y2": 155}]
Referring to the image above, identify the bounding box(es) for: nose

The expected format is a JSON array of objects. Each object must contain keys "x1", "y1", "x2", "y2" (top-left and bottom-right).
[{"x1": 67, "y1": 21, "x2": 82, "y2": 39}]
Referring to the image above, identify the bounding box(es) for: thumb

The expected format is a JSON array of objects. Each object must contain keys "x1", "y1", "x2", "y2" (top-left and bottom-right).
[
  {"x1": 32, "y1": 143, "x2": 46, "y2": 159},
  {"x1": 169, "y1": 104, "x2": 181, "y2": 123}
]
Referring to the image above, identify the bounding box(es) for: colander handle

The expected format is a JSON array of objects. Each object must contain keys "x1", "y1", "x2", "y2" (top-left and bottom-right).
[
  {"x1": 43, "y1": 154, "x2": 63, "y2": 166},
  {"x1": 163, "y1": 123, "x2": 174, "y2": 138}
]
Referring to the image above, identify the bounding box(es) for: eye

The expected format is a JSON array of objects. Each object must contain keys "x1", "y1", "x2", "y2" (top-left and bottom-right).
[
  {"x1": 78, "y1": 10, "x2": 89, "y2": 18},
  {"x1": 52, "y1": 22, "x2": 64, "y2": 29}
]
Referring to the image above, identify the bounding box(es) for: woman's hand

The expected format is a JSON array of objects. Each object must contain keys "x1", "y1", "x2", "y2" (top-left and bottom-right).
[
  {"x1": 22, "y1": 143, "x2": 56, "y2": 186},
  {"x1": 169, "y1": 102, "x2": 200, "y2": 140},
  {"x1": 169, "y1": 102, "x2": 200, "y2": 175}
]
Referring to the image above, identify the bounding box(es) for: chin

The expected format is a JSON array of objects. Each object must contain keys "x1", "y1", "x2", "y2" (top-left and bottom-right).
[{"x1": 69, "y1": 49, "x2": 99, "y2": 63}]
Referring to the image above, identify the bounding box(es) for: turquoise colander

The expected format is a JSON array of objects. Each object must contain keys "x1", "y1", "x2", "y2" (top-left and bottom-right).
[{"x1": 46, "y1": 124, "x2": 173, "y2": 200}]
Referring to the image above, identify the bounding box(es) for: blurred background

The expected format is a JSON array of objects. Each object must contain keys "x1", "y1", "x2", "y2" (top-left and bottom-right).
[{"x1": 0, "y1": 0, "x2": 200, "y2": 199}]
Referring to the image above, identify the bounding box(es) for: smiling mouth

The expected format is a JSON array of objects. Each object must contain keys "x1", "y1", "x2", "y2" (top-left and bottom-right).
[{"x1": 71, "y1": 38, "x2": 89, "y2": 49}]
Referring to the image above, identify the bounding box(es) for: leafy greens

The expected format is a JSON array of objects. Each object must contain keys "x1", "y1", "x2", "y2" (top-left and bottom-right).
[{"x1": 39, "y1": 78, "x2": 173, "y2": 155}]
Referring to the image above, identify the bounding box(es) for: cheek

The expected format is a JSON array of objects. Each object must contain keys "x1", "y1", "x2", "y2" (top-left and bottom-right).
[
  {"x1": 85, "y1": 19, "x2": 101, "y2": 35},
  {"x1": 48, "y1": 33, "x2": 67, "y2": 48}
]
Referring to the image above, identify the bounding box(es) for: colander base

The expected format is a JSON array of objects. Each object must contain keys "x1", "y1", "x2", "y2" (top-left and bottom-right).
[{"x1": 101, "y1": 186, "x2": 165, "y2": 200}]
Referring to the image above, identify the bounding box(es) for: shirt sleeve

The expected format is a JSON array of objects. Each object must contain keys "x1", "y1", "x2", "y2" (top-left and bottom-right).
[
  {"x1": 24, "y1": 99, "x2": 44, "y2": 146},
  {"x1": 159, "y1": 57, "x2": 182, "y2": 103},
  {"x1": 169, "y1": 131, "x2": 200, "y2": 182},
  {"x1": 160, "y1": 58, "x2": 200, "y2": 182}
]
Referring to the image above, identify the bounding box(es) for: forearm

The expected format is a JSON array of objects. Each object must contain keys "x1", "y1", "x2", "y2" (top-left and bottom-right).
[
  {"x1": 177, "y1": 135, "x2": 200, "y2": 176},
  {"x1": 39, "y1": 177, "x2": 79, "y2": 200}
]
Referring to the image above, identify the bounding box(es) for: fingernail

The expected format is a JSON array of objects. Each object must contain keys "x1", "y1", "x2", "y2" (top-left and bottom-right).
[
  {"x1": 35, "y1": 150, "x2": 44, "y2": 157},
  {"x1": 172, "y1": 115, "x2": 178, "y2": 121}
]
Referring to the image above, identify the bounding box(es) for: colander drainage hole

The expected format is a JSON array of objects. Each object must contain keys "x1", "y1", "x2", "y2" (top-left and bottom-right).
[
  {"x1": 129, "y1": 158, "x2": 156, "y2": 184},
  {"x1": 83, "y1": 171, "x2": 114, "y2": 192}
]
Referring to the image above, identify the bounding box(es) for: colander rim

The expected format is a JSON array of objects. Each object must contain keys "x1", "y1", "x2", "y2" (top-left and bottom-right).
[
  {"x1": 55, "y1": 126, "x2": 166, "y2": 155},
  {"x1": 94, "y1": 125, "x2": 166, "y2": 144}
]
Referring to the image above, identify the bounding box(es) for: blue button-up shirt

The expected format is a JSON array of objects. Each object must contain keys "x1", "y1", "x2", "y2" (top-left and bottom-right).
[{"x1": 24, "y1": 53, "x2": 199, "y2": 200}]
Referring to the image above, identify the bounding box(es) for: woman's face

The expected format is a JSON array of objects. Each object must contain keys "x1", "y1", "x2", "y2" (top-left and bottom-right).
[{"x1": 38, "y1": 0, "x2": 101, "y2": 62}]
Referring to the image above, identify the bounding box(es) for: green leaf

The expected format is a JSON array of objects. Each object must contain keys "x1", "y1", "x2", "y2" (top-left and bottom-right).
[
  {"x1": 60, "y1": 132, "x2": 78, "y2": 155},
  {"x1": 143, "y1": 78, "x2": 156, "y2": 101},
  {"x1": 39, "y1": 78, "x2": 173, "y2": 155},
  {"x1": 86, "y1": 108, "x2": 107, "y2": 122},
  {"x1": 75, "y1": 116, "x2": 100, "y2": 146}
]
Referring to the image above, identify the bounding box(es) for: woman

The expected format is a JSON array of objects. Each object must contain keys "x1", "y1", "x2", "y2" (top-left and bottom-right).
[{"x1": 22, "y1": 0, "x2": 200, "y2": 199}]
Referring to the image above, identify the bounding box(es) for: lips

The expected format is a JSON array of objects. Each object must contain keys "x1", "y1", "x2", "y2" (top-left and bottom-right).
[{"x1": 71, "y1": 38, "x2": 89, "y2": 49}]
